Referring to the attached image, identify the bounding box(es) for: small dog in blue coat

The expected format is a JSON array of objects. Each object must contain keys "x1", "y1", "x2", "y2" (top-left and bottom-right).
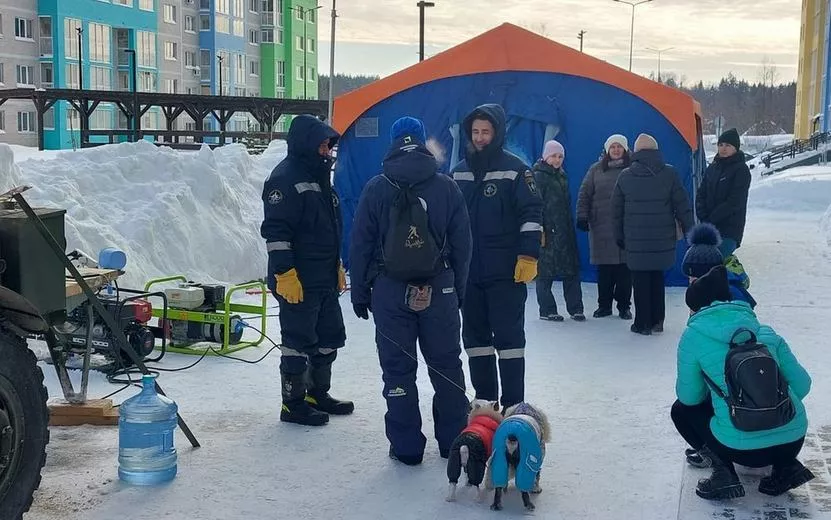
[{"x1": 484, "y1": 402, "x2": 551, "y2": 512}]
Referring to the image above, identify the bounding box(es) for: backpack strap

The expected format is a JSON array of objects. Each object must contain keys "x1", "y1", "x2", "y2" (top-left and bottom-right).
[
  {"x1": 729, "y1": 328, "x2": 757, "y2": 348},
  {"x1": 380, "y1": 174, "x2": 448, "y2": 258},
  {"x1": 701, "y1": 371, "x2": 726, "y2": 399}
]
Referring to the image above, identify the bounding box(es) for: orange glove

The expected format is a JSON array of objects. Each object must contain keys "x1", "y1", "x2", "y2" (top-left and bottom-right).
[
  {"x1": 513, "y1": 256, "x2": 538, "y2": 284},
  {"x1": 275, "y1": 268, "x2": 303, "y2": 304},
  {"x1": 338, "y1": 263, "x2": 347, "y2": 292}
]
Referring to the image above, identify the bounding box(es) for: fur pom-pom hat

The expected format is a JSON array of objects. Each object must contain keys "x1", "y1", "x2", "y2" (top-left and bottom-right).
[{"x1": 682, "y1": 223, "x2": 724, "y2": 278}]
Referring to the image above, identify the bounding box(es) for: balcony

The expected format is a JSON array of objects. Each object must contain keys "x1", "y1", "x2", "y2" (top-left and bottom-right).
[
  {"x1": 261, "y1": 12, "x2": 274, "y2": 26},
  {"x1": 39, "y1": 37, "x2": 53, "y2": 57}
]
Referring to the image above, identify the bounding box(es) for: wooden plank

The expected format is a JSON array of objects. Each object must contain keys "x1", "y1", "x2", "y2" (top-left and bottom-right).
[
  {"x1": 48, "y1": 398, "x2": 119, "y2": 427},
  {"x1": 65, "y1": 267, "x2": 121, "y2": 298}
]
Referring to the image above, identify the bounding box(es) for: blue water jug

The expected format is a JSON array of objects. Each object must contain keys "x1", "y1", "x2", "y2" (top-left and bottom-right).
[{"x1": 118, "y1": 374, "x2": 178, "y2": 485}]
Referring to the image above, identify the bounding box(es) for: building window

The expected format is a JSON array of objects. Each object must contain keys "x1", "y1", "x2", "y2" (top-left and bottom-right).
[
  {"x1": 200, "y1": 49, "x2": 211, "y2": 69},
  {"x1": 249, "y1": 0, "x2": 258, "y2": 12},
  {"x1": 118, "y1": 71, "x2": 130, "y2": 90},
  {"x1": 295, "y1": 8, "x2": 302, "y2": 20},
  {"x1": 140, "y1": 0, "x2": 154, "y2": 11},
  {"x1": 234, "y1": 87, "x2": 245, "y2": 97},
  {"x1": 261, "y1": 29, "x2": 273, "y2": 43},
  {"x1": 65, "y1": 63, "x2": 80, "y2": 88},
  {"x1": 15, "y1": 18, "x2": 34, "y2": 40},
  {"x1": 277, "y1": 0, "x2": 283, "y2": 26},
  {"x1": 185, "y1": 50, "x2": 196, "y2": 67},
  {"x1": 295, "y1": 35, "x2": 304, "y2": 51},
  {"x1": 248, "y1": 59, "x2": 259, "y2": 77},
  {"x1": 43, "y1": 108, "x2": 55, "y2": 129},
  {"x1": 200, "y1": 0, "x2": 210, "y2": 9},
  {"x1": 138, "y1": 31, "x2": 156, "y2": 67},
  {"x1": 164, "y1": 41, "x2": 178, "y2": 60},
  {"x1": 89, "y1": 23, "x2": 111, "y2": 63},
  {"x1": 185, "y1": 15, "x2": 195, "y2": 32},
  {"x1": 164, "y1": 78, "x2": 178, "y2": 93},
  {"x1": 64, "y1": 18, "x2": 81, "y2": 59},
  {"x1": 39, "y1": 17, "x2": 53, "y2": 56},
  {"x1": 91, "y1": 66, "x2": 111, "y2": 90},
  {"x1": 16, "y1": 65, "x2": 34, "y2": 86},
  {"x1": 17, "y1": 112, "x2": 36, "y2": 133},
  {"x1": 0, "y1": 14, "x2": 4, "y2": 38},
  {"x1": 237, "y1": 53, "x2": 246, "y2": 79},
  {"x1": 164, "y1": 5, "x2": 177, "y2": 23},
  {"x1": 0, "y1": 63, "x2": 6, "y2": 85},
  {"x1": 216, "y1": 0, "x2": 229, "y2": 14},
  {"x1": 0, "y1": 111, "x2": 4, "y2": 132},
  {"x1": 40, "y1": 62, "x2": 53, "y2": 88},
  {"x1": 248, "y1": 29, "x2": 259, "y2": 44},
  {"x1": 200, "y1": 15, "x2": 211, "y2": 30},
  {"x1": 296, "y1": 65, "x2": 303, "y2": 81},
  {"x1": 277, "y1": 60, "x2": 284, "y2": 88},
  {"x1": 90, "y1": 109, "x2": 112, "y2": 130},
  {"x1": 308, "y1": 66, "x2": 315, "y2": 81},
  {"x1": 215, "y1": 15, "x2": 229, "y2": 33},
  {"x1": 308, "y1": 38, "x2": 315, "y2": 53},
  {"x1": 234, "y1": 0, "x2": 244, "y2": 17},
  {"x1": 113, "y1": 0, "x2": 133, "y2": 6},
  {"x1": 233, "y1": 20, "x2": 244, "y2": 36},
  {"x1": 277, "y1": 28, "x2": 283, "y2": 44},
  {"x1": 139, "y1": 71, "x2": 156, "y2": 92}
]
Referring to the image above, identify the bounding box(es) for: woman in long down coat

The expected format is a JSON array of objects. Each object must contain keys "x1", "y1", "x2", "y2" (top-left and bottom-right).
[
  {"x1": 533, "y1": 140, "x2": 584, "y2": 322},
  {"x1": 576, "y1": 134, "x2": 632, "y2": 320}
]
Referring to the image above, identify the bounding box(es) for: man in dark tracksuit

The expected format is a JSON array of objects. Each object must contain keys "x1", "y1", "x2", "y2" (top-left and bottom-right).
[
  {"x1": 350, "y1": 117, "x2": 472, "y2": 465},
  {"x1": 451, "y1": 104, "x2": 543, "y2": 409},
  {"x1": 261, "y1": 114, "x2": 354, "y2": 427}
]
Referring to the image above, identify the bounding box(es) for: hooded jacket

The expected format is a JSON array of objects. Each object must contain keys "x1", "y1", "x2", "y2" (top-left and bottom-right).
[
  {"x1": 349, "y1": 136, "x2": 472, "y2": 305},
  {"x1": 260, "y1": 115, "x2": 341, "y2": 292},
  {"x1": 696, "y1": 152, "x2": 752, "y2": 246},
  {"x1": 612, "y1": 149, "x2": 694, "y2": 271},
  {"x1": 461, "y1": 415, "x2": 501, "y2": 456},
  {"x1": 676, "y1": 301, "x2": 811, "y2": 450},
  {"x1": 450, "y1": 104, "x2": 543, "y2": 283},
  {"x1": 533, "y1": 161, "x2": 580, "y2": 278}
]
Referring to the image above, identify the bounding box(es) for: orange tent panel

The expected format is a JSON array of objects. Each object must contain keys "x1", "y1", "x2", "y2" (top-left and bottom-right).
[{"x1": 334, "y1": 23, "x2": 702, "y2": 150}]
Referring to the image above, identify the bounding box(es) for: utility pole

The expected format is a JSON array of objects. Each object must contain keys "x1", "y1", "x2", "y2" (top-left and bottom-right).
[
  {"x1": 646, "y1": 46, "x2": 673, "y2": 82},
  {"x1": 217, "y1": 54, "x2": 223, "y2": 95},
  {"x1": 327, "y1": 0, "x2": 337, "y2": 124},
  {"x1": 417, "y1": 1, "x2": 435, "y2": 62},
  {"x1": 577, "y1": 30, "x2": 586, "y2": 52},
  {"x1": 125, "y1": 49, "x2": 139, "y2": 142},
  {"x1": 613, "y1": 0, "x2": 653, "y2": 72},
  {"x1": 76, "y1": 26, "x2": 84, "y2": 90}
]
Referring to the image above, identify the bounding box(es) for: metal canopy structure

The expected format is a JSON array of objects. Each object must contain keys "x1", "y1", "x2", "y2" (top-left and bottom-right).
[{"x1": 0, "y1": 88, "x2": 328, "y2": 151}]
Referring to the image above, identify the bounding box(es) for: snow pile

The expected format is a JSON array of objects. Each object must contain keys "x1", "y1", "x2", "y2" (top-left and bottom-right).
[
  {"x1": 822, "y1": 203, "x2": 831, "y2": 247},
  {"x1": 5, "y1": 140, "x2": 286, "y2": 288},
  {"x1": 748, "y1": 165, "x2": 831, "y2": 213}
]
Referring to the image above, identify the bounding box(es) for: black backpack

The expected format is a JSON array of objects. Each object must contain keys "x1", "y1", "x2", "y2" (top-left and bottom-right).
[
  {"x1": 380, "y1": 175, "x2": 444, "y2": 282},
  {"x1": 703, "y1": 328, "x2": 796, "y2": 432}
]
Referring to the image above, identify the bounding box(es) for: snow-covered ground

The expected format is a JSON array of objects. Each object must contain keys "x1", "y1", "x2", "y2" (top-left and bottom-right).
[{"x1": 4, "y1": 143, "x2": 831, "y2": 519}]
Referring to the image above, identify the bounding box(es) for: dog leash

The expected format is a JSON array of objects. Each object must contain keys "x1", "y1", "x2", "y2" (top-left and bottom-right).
[{"x1": 377, "y1": 328, "x2": 477, "y2": 400}]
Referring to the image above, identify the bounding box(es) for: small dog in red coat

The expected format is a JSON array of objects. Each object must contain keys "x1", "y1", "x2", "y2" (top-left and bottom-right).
[{"x1": 445, "y1": 399, "x2": 503, "y2": 502}]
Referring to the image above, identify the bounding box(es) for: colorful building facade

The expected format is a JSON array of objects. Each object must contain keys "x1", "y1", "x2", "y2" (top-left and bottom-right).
[{"x1": 794, "y1": 0, "x2": 831, "y2": 138}]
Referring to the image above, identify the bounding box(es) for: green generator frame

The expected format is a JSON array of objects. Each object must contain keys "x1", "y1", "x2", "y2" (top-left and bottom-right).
[{"x1": 144, "y1": 275, "x2": 267, "y2": 356}]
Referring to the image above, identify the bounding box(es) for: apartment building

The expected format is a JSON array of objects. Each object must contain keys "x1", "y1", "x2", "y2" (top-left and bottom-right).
[
  {"x1": 0, "y1": 0, "x2": 319, "y2": 149},
  {"x1": 794, "y1": 0, "x2": 831, "y2": 138}
]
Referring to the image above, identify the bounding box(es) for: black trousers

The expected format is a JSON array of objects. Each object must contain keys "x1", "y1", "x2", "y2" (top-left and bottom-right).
[
  {"x1": 631, "y1": 270, "x2": 665, "y2": 330},
  {"x1": 670, "y1": 399, "x2": 805, "y2": 475},
  {"x1": 596, "y1": 264, "x2": 631, "y2": 312},
  {"x1": 536, "y1": 276, "x2": 584, "y2": 316}
]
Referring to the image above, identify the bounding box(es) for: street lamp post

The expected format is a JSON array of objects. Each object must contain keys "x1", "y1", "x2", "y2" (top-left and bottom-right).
[
  {"x1": 217, "y1": 54, "x2": 223, "y2": 95},
  {"x1": 328, "y1": 0, "x2": 337, "y2": 124},
  {"x1": 646, "y1": 46, "x2": 673, "y2": 82},
  {"x1": 417, "y1": 1, "x2": 435, "y2": 62},
  {"x1": 291, "y1": 5, "x2": 323, "y2": 100},
  {"x1": 578, "y1": 29, "x2": 586, "y2": 52},
  {"x1": 613, "y1": 0, "x2": 653, "y2": 72},
  {"x1": 124, "y1": 49, "x2": 139, "y2": 142}
]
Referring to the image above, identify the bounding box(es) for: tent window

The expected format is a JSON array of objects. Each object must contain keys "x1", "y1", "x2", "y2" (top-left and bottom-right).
[{"x1": 355, "y1": 117, "x2": 379, "y2": 138}]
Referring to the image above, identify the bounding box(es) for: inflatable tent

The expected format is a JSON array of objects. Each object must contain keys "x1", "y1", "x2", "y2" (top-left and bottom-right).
[{"x1": 333, "y1": 23, "x2": 705, "y2": 286}]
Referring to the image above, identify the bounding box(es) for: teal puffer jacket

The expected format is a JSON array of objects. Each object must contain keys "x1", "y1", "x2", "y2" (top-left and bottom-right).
[{"x1": 676, "y1": 301, "x2": 811, "y2": 451}]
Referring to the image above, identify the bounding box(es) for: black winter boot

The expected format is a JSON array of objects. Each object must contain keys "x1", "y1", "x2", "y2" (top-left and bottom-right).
[
  {"x1": 758, "y1": 460, "x2": 815, "y2": 496},
  {"x1": 619, "y1": 308, "x2": 633, "y2": 320},
  {"x1": 593, "y1": 308, "x2": 612, "y2": 318},
  {"x1": 695, "y1": 448, "x2": 745, "y2": 500},
  {"x1": 686, "y1": 446, "x2": 713, "y2": 468},
  {"x1": 306, "y1": 351, "x2": 354, "y2": 416},
  {"x1": 280, "y1": 371, "x2": 329, "y2": 426}
]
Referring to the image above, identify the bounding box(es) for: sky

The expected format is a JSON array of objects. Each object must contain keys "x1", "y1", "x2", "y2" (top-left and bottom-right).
[{"x1": 315, "y1": 0, "x2": 803, "y2": 85}]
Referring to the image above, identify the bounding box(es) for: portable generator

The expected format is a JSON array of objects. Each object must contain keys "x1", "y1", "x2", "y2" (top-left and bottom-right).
[{"x1": 144, "y1": 275, "x2": 267, "y2": 355}]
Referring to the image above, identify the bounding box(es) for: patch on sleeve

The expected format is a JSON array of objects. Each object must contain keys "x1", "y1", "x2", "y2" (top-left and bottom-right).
[
  {"x1": 267, "y1": 189, "x2": 284, "y2": 205},
  {"x1": 523, "y1": 170, "x2": 538, "y2": 196}
]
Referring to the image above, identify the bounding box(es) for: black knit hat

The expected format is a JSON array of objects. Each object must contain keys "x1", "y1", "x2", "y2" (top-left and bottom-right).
[
  {"x1": 717, "y1": 128, "x2": 741, "y2": 150},
  {"x1": 682, "y1": 223, "x2": 724, "y2": 278},
  {"x1": 686, "y1": 265, "x2": 733, "y2": 312}
]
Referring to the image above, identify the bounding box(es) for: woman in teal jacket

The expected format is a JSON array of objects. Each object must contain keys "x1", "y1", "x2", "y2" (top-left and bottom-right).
[{"x1": 672, "y1": 264, "x2": 814, "y2": 500}]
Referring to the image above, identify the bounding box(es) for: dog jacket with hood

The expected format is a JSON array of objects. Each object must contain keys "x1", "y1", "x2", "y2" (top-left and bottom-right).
[
  {"x1": 447, "y1": 415, "x2": 501, "y2": 486},
  {"x1": 462, "y1": 415, "x2": 500, "y2": 454},
  {"x1": 489, "y1": 414, "x2": 544, "y2": 492}
]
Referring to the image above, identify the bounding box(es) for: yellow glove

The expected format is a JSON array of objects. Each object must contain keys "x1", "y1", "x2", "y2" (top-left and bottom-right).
[
  {"x1": 338, "y1": 263, "x2": 347, "y2": 292},
  {"x1": 513, "y1": 255, "x2": 538, "y2": 284},
  {"x1": 275, "y1": 268, "x2": 304, "y2": 304}
]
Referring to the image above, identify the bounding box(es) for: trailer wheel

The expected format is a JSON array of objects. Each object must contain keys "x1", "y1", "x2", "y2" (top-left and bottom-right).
[{"x1": 0, "y1": 328, "x2": 49, "y2": 520}]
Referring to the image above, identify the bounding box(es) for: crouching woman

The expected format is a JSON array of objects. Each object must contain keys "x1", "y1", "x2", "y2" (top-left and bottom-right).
[{"x1": 671, "y1": 265, "x2": 814, "y2": 500}]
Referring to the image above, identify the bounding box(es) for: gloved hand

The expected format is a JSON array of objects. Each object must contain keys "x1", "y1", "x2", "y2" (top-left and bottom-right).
[
  {"x1": 275, "y1": 268, "x2": 304, "y2": 304},
  {"x1": 616, "y1": 239, "x2": 625, "y2": 251},
  {"x1": 353, "y1": 303, "x2": 371, "y2": 320},
  {"x1": 576, "y1": 219, "x2": 589, "y2": 232},
  {"x1": 338, "y1": 263, "x2": 347, "y2": 292},
  {"x1": 513, "y1": 255, "x2": 538, "y2": 284}
]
